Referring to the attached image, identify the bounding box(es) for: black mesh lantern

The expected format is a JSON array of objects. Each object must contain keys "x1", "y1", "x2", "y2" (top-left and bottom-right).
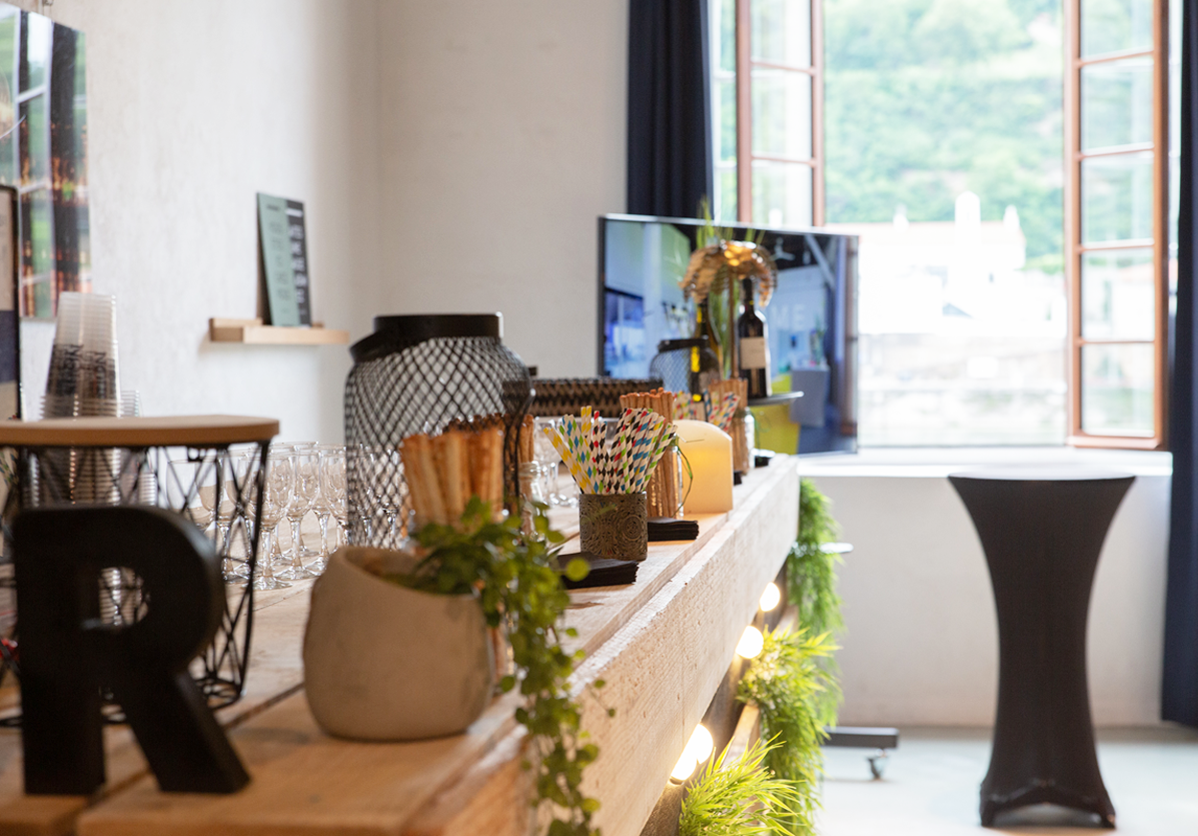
[{"x1": 343, "y1": 314, "x2": 532, "y2": 546}]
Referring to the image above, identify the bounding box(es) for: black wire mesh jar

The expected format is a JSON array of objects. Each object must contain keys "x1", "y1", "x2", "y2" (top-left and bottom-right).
[
  {"x1": 649, "y1": 338, "x2": 722, "y2": 398},
  {"x1": 344, "y1": 314, "x2": 532, "y2": 546}
]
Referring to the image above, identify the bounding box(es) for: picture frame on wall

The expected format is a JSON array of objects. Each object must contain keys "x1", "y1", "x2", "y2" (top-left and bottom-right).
[
  {"x1": 0, "y1": 5, "x2": 91, "y2": 320},
  {"x1": 257, "y1": 193, "x2": 312, "y2": 327}
]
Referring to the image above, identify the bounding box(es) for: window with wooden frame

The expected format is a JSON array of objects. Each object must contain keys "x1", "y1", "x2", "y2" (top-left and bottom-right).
[
  {"x1": 711, "y1": 0, "x2": 823, "y2": 227},
  {"x1": 1065, "y1": 0, "x2": 1170, "y2": 448}
]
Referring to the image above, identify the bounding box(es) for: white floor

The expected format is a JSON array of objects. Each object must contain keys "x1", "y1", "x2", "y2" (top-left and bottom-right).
[{"x1": 818, "y1": 727, "x2": 1198, "y2": 835}]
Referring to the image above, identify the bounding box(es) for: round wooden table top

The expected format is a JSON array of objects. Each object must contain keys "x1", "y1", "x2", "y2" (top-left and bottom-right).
[
  {"x1": 949, "y1": 466, "x2": 1133, "y2": 482},
  {"x1": 0, "y1": 415, "x2": 280, "y2": 448}
]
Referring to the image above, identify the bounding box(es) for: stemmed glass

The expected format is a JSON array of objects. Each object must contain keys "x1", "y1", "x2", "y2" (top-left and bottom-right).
[
  {"x1": 253, "y1": 451, "x2": 292, "y2": 591},
  {"x1": 313, "y1": 444, "x2": 341, "y2": 557},
  {"x1": 533, "y1": 417, "x2": 563, "y2": 505},
  {"x1": 219, "y1": 450, "x2": 257, "y2": 583},
  {"x1": 319, "y1": 446, "x2": 348, "y2": 549},
  {"x1": 279, "y1": 448, "x2": 320, "y2": 580}
]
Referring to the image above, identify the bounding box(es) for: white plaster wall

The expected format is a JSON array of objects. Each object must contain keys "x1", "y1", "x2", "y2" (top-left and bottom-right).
[
  {"x1": 801, "y1": 448, "x2": 1172, "y2": 727},
  {"x1": 374, "y1": 0, "x2": 627, "y2": 377},
  {"x1": 18, "y1": 0, "x2": 382, "y2": 442}
]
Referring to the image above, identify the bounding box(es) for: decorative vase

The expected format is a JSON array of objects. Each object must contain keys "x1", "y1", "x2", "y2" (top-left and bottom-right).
[
  {"x1": 579, "y1": 492, "x2": 648, "y2": 562},
  {"x1": 303, "y1": 546, "x2": 494, "y2": 741}
]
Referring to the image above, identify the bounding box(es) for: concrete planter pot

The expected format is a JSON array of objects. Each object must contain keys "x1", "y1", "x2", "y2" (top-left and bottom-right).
[{"x1": 303, "y1": 546, "x2": 494, "y2": 741}]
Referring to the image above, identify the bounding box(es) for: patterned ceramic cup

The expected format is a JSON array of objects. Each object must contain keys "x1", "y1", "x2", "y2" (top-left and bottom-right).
[{"x1": 579, "y1": 492, "x2": 648, "y2": 562}]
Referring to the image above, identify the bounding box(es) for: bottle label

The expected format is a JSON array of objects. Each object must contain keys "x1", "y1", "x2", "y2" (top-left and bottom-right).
[{"x1": 740, "y1": 337, "x2": 767, "y2": 370}]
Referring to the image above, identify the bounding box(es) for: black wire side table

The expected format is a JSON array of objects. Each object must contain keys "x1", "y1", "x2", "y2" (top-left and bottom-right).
[
  {"x1": 950, "y1": 468, "x2": 1132, "y2": 829},
  {"x1": 0, "y1": 415, "x2": 277, "y2": 723}
]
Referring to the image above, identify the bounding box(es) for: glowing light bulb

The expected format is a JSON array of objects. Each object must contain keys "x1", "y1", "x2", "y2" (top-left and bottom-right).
[
  {"x1": 671, "y1": 750, "x2": 698, "y2": 782},
  {"x1": 736, "y1": 625, "x2": 764, "y2": 659},
  {"x1": 759, "y1": 582, "x2": 781, "y2": 612},
  {"x1": 687, "y1": 724, "x2": 714, "y2": 763}
]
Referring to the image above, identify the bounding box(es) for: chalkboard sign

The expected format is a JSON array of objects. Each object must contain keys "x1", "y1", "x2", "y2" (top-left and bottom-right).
[
  {"x1": 285, "y1": 200, "x2": 312, "y2": 325},
  {"x1": 257, "y1": 193, "x2": 311, "y2": 327}
]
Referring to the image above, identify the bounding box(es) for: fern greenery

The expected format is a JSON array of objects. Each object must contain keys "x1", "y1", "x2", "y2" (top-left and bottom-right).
[
  {"x1": 678, "y1": 737, "x2": 800, "y2": 836},
  {"x1": 737, "y1": 628, "x2": 840, "y2": 836},
  {"x1": 787, "y1": 478, "x2": 844, "y2": 638}
]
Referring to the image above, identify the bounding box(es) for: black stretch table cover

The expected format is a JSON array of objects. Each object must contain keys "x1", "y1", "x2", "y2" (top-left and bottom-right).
[{"x1": 949, "y1": 468, "x2": 1133, "y2": 829}]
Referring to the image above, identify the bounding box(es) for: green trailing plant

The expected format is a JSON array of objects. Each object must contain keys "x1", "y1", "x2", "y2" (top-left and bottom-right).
[
  {"x1": 678, "y1": 737, "x2": 801, "y2": 836},
  {"x1": 388, "y1": 497, "x2": 607, "y2": 836},
  {"x1": 787, "y1": 478, "x2": 845, "y2": 638},
  {"x1": 737, "y1": 628, "x2": 840, "y2": 836}
]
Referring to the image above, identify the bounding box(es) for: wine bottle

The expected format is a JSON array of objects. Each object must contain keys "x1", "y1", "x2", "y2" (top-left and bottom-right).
[
  {"x1": 686, "y1": 297, "x2": 723, "y2": 398},
  {"x1": 737, "y1": 277, "x2": 770, "y2": 398}
]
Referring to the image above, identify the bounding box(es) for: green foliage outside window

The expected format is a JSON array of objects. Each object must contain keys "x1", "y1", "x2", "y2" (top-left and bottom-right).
[{"x1": 825, "y1": 0, "x2": 1064, "y2": 269}]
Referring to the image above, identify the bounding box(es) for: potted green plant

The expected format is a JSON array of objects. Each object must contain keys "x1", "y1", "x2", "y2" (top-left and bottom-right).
[{"x1": 304, "y1": 496, "x2": 604, "y2": 836}]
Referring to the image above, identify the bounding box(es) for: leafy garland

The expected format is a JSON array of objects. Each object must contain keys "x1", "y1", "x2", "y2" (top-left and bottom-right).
[
  {"x1": 678, "y1": 737, "x2": 800, "y2": 836},
  {"x1": 387, "y1": 498, "x2": 607, "y2": 836},
  {"x1": 787, "y1": 478, "x2": 845, "y2": 637},
  {"x1": 737, "y1": 628, "x2": 840, "y2": 836}
]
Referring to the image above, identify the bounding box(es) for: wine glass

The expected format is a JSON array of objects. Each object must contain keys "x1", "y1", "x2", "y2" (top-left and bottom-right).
[
  {"x1": 312, "y1": 444, "x2": 341, "y2": 559},
  {"x1": 533, "y1": 417, "x2": 563, "y2": 505},
  {"x1": 319, "y1": 447, "x2": 348, "y2": 548},
  {"x1": 279, "y1": 447, "x2": 320, "y2": 580},
  {"x1": 253, "y1": 451, "x2": 292, "y2": 591}
]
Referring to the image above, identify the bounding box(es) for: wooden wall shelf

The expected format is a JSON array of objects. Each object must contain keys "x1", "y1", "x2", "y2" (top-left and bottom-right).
[{"x1": 208, "y1": 318, "x2": 349, "y2": 345}]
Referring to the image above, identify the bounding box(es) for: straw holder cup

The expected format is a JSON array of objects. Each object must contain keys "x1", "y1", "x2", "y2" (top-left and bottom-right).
[{"x1": 579, "y1": 492, "x2": 648, "y2": 562}]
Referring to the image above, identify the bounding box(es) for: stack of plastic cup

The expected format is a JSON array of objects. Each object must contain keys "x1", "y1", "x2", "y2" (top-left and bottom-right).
[{"x1": 41, "y1": 292, "x2": 122, "y2": 503}]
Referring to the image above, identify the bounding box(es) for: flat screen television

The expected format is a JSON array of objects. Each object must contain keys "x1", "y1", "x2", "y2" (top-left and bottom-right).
[{"x1": 598, "y1": 213, "x2": 858, "y2": 455}]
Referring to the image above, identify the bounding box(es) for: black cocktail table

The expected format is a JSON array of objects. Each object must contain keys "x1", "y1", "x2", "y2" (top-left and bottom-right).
[{"x1": 949, "y1": 468, "x2": 1133, "y2": 829}]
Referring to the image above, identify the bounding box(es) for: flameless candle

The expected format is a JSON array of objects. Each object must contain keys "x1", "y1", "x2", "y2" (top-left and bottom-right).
[{"x1": 675, "y1": 419, "x2": 733, "y2": 514}]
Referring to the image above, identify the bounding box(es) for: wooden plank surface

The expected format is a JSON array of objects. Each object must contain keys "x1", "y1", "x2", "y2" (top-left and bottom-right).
[
  {"x1": 0, "y1": 415, "x2": 280, "y2": 447},
  {"x1": 0, "y1": 577, "x2": 313, "y2": 836},
  {"x1": 76, "y1": 458, "x2": 799, "y2": 836}
]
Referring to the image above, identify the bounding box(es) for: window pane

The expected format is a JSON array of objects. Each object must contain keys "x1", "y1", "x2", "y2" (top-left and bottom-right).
[
  {"x1": 1081, "y1": 151, "x2": 1153, "y2": 243},
  {"x1": 0, "y1": 12, "x2": 15, "y2": 188},
  {"x1": 714, "y1": 0, "x2": 736, "y2": 73},
  {"x1": 715, "y1": 164, "x2": 738, "y2": 224},
  {"x1": 752, "y1": 160, "x2": 811, "y2": 227},
  {"x1": 19, "y1": 94, "x2": 47, "y2": 186},
  {"x1": 22, "y1": 186, "x2": 50, "y2": 276},
  {"x1": 1080, "y1": 0, "x2": 1152, "y2": 58},
  {"x1": 716, "y1": 76, "x2": 737, "y2": 163},
  {"x1": 19, "y1": 11, "x2": 51, "y2": 92},
  {"x1": 1080, "y1": 342, "x2": 1154, "y2": 435},
  {"x1": 1081, "y1": 57, "x2": 1152, "y2": 150},
  {"x1": 751, "y1": 0, "x2": 811, "y2": 67},
  {"x1": 751, "y1": 68, "x2": 812, "y2": 159},
  {"x1": 1081, "y1": 248, "x2": 1154, "y2": 339}
]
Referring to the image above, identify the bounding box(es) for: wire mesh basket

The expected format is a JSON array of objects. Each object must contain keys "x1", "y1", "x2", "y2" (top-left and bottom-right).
[
  {"x1": 344, "y1": 314, "x2": 532, "y2": 547},
  {"x1": 527, "y1": 377, "x2": 663, "y2": 418},
  {"x1": 649, "y1": 338, "x2": 722, "y2": 399},
  {"x1": 0, "y1": 416, "x2": 275, "y2": 724}
]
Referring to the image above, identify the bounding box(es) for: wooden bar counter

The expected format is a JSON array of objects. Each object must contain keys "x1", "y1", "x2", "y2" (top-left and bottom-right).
[{"x1": 1, "y1": 457, "x2": 799, "y2": 836}]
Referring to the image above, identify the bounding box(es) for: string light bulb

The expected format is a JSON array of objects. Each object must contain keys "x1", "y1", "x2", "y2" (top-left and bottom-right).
[
  {"x1": 759, "y1": 581, "x2": 781, "y2": 612},
  {"x1": 687, "y1": 723, "x2": 714, "y2": 763},
  {"x1": 736, "y1": 625, "x2": 764, "y2": 659},
  {"x1": 671, "y1": 750, "x2": 698, "y2": 782}
]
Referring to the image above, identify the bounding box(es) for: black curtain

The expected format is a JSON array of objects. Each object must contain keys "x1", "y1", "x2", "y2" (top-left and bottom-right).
[
  {"x1": 627, "y1": 0, "x2": 712, "y2": 219},
  {"x1": 1165, "y1": 0, "x2": 1198, "y2": 728}
]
